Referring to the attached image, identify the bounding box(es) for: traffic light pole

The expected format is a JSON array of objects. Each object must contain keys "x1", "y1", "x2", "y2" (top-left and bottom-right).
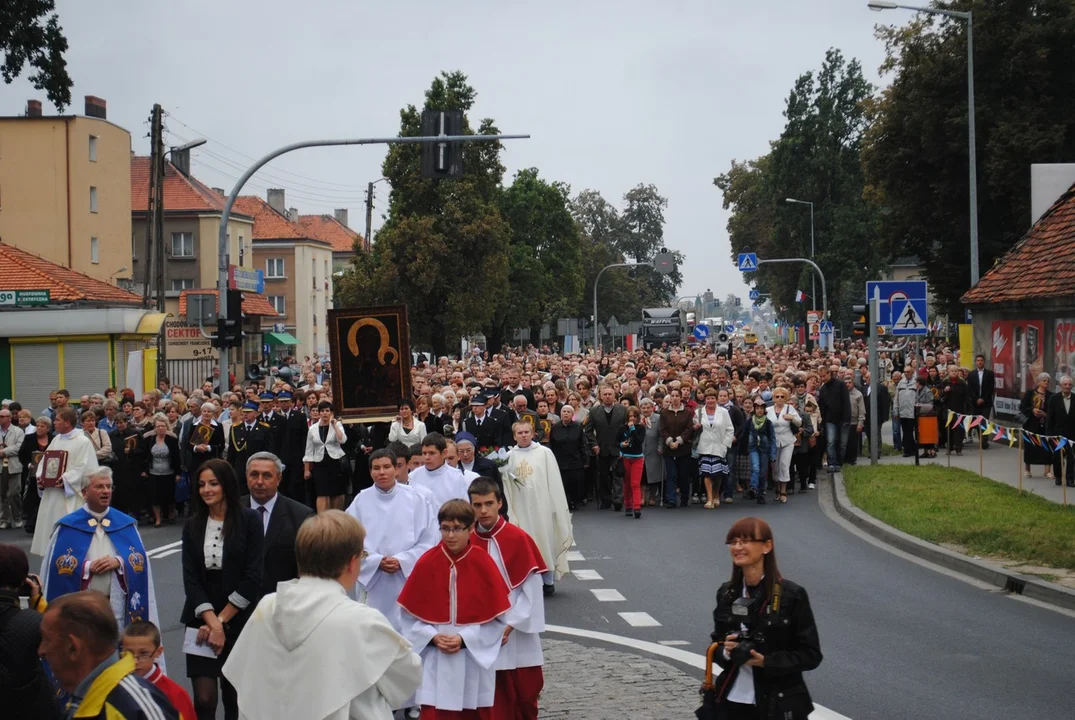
[
  {"x1": 869, "y1": 286, "x2": 880, "y2": 465},
  {"x1": 214, "y1": 132, "x2": 528, "y2": 389}
]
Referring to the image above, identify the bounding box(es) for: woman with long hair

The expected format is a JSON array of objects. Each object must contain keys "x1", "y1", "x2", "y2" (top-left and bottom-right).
[
  {"x1": 181, "y1": 459, "x2": 263, "y2": 720},
  {"x1": 710, "y1": 517, "x2": 822, "y2": 719}
]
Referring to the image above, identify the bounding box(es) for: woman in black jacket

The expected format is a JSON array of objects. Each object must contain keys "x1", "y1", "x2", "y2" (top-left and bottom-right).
[
  {"x1": 181, "y1": 459, "x2": 263, "y2": 720},
  {"x1": 140, "y1": 416, "x2": 182, "y2": 527},
  {"x1": 710, "y1": 516, "x2": 822, "y2": 720},
  {"x1": 549, "y1": 404, "x2": 590, "y2": 511}
]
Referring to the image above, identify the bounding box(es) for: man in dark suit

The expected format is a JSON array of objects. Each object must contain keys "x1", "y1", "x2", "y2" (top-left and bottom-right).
[
  {"x1": 243, "y1": 451, "x2": 314, "y2": 596},
  {"x1": 257, "y1": 392, "x2": 284, "y2": 454},
  {"x1": 461, "y1": 393, "x2": 503, "y2": 450},
  {"x1": 499, "y1": 367, "x2": 535, "y2": 410},
  {"x1": 275, "y1": 391, "x2": 310, "y2": 502},
  {"x1": 1046, "y1": 375, "x2": 1075, "y2": 487},
  {"x1": 486, "y1": 389, "x2": 514, "y2": 447},
  {"x1": 227, "y1": 402, "x2": 274, "y2": 494},
  {"x1": 586, "y1": 384, "x2": 628, "y2": 510},
  {"x1": 967, "y1": 353, "x2": 997, "y2": 448},
  {"x1": 862, "y1": 367, "x2": 890, "y2": 460}
]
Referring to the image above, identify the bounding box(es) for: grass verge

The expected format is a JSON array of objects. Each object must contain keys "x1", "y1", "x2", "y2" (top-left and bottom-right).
[{"x1": 843, "y1": 464, "x2": 1075, "y2": 571}]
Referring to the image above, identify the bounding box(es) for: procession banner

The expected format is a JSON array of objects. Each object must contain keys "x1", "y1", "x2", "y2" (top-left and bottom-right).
[{"x1": 327, "y1": 305, "x2": 412, "y2": 422}]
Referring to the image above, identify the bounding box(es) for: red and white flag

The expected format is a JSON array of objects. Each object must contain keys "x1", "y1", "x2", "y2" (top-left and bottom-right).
[{"x1": 795, "y1": 290, "x2": 805, "y2": 303}]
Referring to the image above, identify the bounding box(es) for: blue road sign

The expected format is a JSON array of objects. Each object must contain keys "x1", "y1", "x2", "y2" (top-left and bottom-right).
[
  {"x1": 737, "y1": 253, "x2": 758, "y2": 272},
  {"x1": 891, "y1": 298, "x2": 928, "y2": 336},
  {"x1": 820, "y1": 321, "x2": 834, "y2": 334},
  {"x1": 725, "y1": 324, "x2": 735, "y2": 334},
  {"x1": 865, "y1": 280, "x2": 929, "y2": 329},
  {"x1": 693, "y1": 324, "x2": 710, "y2": 341},
  {"x1": 749, "y1": 289, "x2": 760, "y2": 300}
]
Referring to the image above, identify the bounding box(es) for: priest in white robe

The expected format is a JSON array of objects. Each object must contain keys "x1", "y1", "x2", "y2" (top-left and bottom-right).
[
  {"x1": 501, "y1": 422, "x2": 574, "y2": 592},
  {"x1": 224, "y1": 510, "x2": 422, "y2": 720},
  {"x1": 31, "y1": 407, "x2": 99, "y2": 556},
  {"x1": 408, "y1": 433, "x2": 471, "y2": 510},
  {"x1": 40, "y1": 467, "x2": 161, "y2": 644},
  {"x1": 398, "y1": 499, "x2": 511, "y2": 719},
  {"x1": 345, "y1": 449, "x2": 437, "y2": 633},
  {"x1": 470, "y1": 478, "x2": 548, "y2": 720}
]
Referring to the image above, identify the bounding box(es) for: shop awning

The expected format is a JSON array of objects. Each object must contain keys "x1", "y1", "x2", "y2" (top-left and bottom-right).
[
  {"x1": 265, "y1": 331, "x2": 300, "y2": 346},
  {"x1": 134, "y1": 312, "x2": 168, "y2": 335}
]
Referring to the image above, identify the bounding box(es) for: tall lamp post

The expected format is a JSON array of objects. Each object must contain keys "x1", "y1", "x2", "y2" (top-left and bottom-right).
[
  {"x1": 785, "y1": 198, "x2": 815, "y2": 309},
  {"x1": 868, "y1": 0, "x2": 978, "y2": 286},
  {"x1": 594, "y1": 262, "x2": 652, "y2": 351}
]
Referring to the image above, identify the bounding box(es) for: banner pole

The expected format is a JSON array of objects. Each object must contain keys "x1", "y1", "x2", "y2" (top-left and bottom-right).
[
  {"x1": 978, "y1": 423, "x2": 984, "y2": 477},
  {"x1": 1017, "y1": 433, "x2": 1023, "y2": 495}
]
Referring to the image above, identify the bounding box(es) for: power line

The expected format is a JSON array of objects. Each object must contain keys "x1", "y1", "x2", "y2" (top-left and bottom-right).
[
  {"x1": 190, "y1": 157, "x2": 363, "y2": 205},
  {"x1": 164, "y1": 111, "x2": 368, "y2": 190}
]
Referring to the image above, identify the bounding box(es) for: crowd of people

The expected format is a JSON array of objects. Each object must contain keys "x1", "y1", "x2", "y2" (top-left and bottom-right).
[{"x1": 1, "y1": 335, "x2": 1013, "y2": 720}]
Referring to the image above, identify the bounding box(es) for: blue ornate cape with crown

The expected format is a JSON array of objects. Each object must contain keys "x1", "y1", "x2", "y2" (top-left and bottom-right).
[{"x1": 43, "y1": 506, "x2": 154, "y2": 628}]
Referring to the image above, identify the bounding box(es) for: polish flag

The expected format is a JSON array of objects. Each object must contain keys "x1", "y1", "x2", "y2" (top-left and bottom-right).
[{"x1": 795, "y1": 290, "x2": 805, "y2": 303}]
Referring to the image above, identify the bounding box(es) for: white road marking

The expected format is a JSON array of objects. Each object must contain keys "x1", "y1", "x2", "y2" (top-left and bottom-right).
[
  {"x1": 566, "y1": 550, "x2": 585, "y2": 562},
  {"x1": 572, "y1": 569, "x2": 603, "y2": 581},
  {"x1": 152, "y1": 548, "x2": 181, "y2": 559},
  {"x1": 590, "y1": 589, "x2": 626, "y2": 602},
  {"x1": 146, "y1": 540, "x2": 182, "y2": 557},
  {"x1": 618, "y1": 611, "x2": 661, "y2": 627},
  {"x1": 659, "y1": 640, "x2": 691, "y2": 646},
  {"x1": 545, "y1": 625, "x2": 852, "y2": 720}
]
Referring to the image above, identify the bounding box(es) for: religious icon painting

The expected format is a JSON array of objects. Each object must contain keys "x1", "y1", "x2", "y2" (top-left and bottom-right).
[{"x1": 328, "y1": 305, "x2": 413, "y2": 422}]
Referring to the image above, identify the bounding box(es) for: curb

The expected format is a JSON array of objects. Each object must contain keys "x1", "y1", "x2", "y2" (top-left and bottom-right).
[{"x1": 828, "y1": 470, "x2": 1075, "y2": 612}]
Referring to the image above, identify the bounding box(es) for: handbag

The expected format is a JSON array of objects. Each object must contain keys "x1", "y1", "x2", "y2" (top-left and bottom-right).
[{"x1": 174, "y1": 471, "x2": 191, "y2": 504}]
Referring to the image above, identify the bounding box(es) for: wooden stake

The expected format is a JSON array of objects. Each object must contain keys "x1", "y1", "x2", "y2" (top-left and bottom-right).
[{"x1": 978, "y1": 423, "x2": 984, "y2": 477}]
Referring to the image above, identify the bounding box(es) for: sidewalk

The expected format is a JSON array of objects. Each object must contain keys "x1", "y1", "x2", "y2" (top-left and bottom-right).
[{"x1": 875, "y1": 421, "x2": 1072, "y2": 506}]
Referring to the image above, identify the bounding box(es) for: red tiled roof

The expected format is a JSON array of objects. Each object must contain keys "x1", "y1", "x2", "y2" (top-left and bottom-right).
[
  {"x1": 0, "y1": 243, "x2": 144, "y2": 306},
  {"x1": 297, "y1": 214, "x2": 364, "y2": 254},
  {"x1": 178, "y1": 290, "x2": 279, "y2": 317},
  {"x1": 177, "y1": 289, "x2": 279, "y2": 317},
  {"x1": 962, "y1": 183, "x2": 1075, "y2": 304},
  {"x1": 233, "y1": 196, "x2": 329, "y2": 244},
  {"x1": 130, "y1": 157, "x2": 252, "y2": 218}
]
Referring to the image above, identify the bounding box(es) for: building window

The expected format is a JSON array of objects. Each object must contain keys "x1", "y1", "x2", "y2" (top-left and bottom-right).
[
  {"x1": 269, "y1": 296, "x2": 286, "y2": 315},
  {"x1": 131, "y1": 231, "x2": 136, "y2": 258},
  {"x1": 89, "y1": 186, "x2": 98, "y2": 213},
  {"x1": 266, "y1": 258, "x2": 285, "y2": 278},
  {"x1": 171, "y1": 232, "x2": 194, "y2": 258},
  {"x1": 238, "y1": 235, "x2": 245, "y2": 265},
  {"x1": 171, "y1": 278, "x2": 194, "y2": 291},
  {"x1": 90, "y1": 237, "x2": 99, "y2": 264},
  {"x1": 89, "y1": 135, "x2": 98, "y2": 162}
]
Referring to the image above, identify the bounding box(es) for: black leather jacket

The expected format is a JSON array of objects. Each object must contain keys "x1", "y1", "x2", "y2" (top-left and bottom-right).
[{"x1": 710, "y1": 578, "x2": 822, "y2": 720}]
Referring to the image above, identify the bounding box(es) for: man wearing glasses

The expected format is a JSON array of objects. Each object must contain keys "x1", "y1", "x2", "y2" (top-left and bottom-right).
[{"x1": 398, "y1": 499, "x2": 512, "y2": 719}]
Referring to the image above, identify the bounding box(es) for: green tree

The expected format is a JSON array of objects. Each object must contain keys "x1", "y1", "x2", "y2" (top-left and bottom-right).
[
  {"x1": 336, "y1": 71, "x2": 510, "y2": 357},
  {"x1": 862, "y1": 0, "x2": 1075, "y2": 315},
  {"x1": 716, "y1": 49, "x2": 884, "y2": 325},
  {"x1": 491, "y1": 168, "x2": 584, "y2": 349},
  {"x1": 1, "y1": 0, "x2": 71, "y2": 111}
]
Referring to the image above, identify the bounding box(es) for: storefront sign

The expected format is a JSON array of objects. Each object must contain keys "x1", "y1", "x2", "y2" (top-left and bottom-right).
[{"x1": 991, "y1": 319, "x2": 1044, "y2": 415}]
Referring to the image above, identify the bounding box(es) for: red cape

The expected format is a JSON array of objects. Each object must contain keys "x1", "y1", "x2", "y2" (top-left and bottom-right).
[
  {"x1": 473, "y1": 517, "x2": 548, "y2": 589},
  {"x1": 398, "y1": 541, "x2": 511, "y2": 626}
]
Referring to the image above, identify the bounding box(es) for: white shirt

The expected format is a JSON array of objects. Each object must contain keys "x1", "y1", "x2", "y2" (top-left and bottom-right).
[
  {"x1": 205, "y1": 518, "x2": 224, "y2": 569},
  {"x1": 726, "y1": 580, "x2": 761, "y2": 705},
  {"x1": 251, "y1": 493, "x2": 278, "y2": 535}
]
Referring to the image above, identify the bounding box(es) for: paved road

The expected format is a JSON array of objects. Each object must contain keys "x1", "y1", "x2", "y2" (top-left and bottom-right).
[{"x1": 7, "y1": 481, "x2": 1074, "y2": 719}]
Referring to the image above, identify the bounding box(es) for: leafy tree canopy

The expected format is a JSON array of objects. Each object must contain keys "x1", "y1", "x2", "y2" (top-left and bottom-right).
[{"x1": 1, "y1": 0, "x2": 71, "y2": 112}]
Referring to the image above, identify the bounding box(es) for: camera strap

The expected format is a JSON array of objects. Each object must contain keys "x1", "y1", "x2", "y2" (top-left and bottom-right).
[{"x1": 770, "y1": 581, "x2": 782, "y2": 614}]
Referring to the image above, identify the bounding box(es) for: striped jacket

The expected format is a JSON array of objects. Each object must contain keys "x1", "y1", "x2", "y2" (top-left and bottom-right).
[{"x1": 70, "y1": 653, "x2": 177, "y2": 720}]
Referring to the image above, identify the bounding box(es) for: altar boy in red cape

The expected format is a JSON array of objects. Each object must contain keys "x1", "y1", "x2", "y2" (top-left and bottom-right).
[
  {"x1": 469, "y1": 478, "x2": 547, "y2": 720},
  {"x1": 398, "y1": 499, "x2": 511, "y2": 719}
]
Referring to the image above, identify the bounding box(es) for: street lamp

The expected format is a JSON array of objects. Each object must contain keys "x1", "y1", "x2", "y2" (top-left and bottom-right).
[
  {"x1": 785, "y1": 198, "x2": 815, "y2": 307},
  {"x1": 868, "y1": 1, "x2": 979, "y2": 286}
]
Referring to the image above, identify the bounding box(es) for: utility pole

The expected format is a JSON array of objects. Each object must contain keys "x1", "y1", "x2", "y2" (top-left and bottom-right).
[
  {"x1": 364, "y1": 182, "x2": 374, "y2": 253},
  {"x1": 145, "y1": 103, "x2": 167, "y2": 382}
]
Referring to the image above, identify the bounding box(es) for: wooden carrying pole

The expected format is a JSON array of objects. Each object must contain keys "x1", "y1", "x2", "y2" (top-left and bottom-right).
[
  {"x1": 978, "y1": 425, "x2": 984, "y2": 477},
  {"x1": 1017, "y1": 434, "x2": 1023, "y2": 494}
]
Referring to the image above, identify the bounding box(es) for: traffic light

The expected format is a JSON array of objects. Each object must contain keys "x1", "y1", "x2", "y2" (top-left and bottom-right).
[
  {"x1": 420, "y1": 109, "x2": 464, "y2": 179},
  {"x1": 217, "y1": 289, "x2": 247, "y2": 348},
  {"x1": 852, "y1": 304, "x2": 867, "y2": 335},
  {"x1": 734, "y1": 297, "x2": 742, "y2": 307}
]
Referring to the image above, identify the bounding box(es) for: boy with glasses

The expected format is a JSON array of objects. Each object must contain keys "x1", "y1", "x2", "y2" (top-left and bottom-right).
[{"x1": 121, "y1": 620, "x2": 196, "y2": 720}]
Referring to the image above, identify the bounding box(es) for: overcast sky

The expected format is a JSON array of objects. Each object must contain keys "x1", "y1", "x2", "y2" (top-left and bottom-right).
[{"x1": 2, "y1": 0, "x2": 893, "y2": 302}]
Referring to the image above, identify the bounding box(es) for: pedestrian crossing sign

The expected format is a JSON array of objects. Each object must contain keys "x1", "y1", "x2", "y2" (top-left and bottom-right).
[
  {"x1": 737, "y1": 253, "x2": 758, "y2": 272},
  {"x1": 891, "y1": 298, "x2": 928, "y2": 336}
]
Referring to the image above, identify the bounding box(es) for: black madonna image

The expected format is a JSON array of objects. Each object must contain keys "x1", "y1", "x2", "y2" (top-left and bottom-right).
[{"x1": 327, "y1": 305, "x2": 413, "y2": 421}]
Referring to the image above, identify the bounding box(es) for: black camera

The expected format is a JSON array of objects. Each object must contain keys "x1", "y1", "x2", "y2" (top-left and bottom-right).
[{"x1": 726, "y1": 595, "x2": 765, "y2": 666}]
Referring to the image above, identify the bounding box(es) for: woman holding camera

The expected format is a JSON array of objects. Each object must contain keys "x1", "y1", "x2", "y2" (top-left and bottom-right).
[{"x1": 710, "y1": 517, "x2": 822, "y2": 720}]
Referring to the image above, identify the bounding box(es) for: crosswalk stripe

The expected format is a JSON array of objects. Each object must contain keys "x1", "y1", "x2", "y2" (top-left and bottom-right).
[
  {"x1": 590, "y1": 589, "x2": 626, "y2": 602},
  {"x1": 566, "y1": 550, "x2": 585, "y2": 562},
  {"x1": 572, "y1": 569, "x2": 603, "y2": 581},
  {"x1": 618, "y1": 612, "x2": 661, "y2": 627}
]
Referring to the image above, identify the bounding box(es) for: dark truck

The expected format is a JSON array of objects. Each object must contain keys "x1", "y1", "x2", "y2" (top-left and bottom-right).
[{"x1": 640, "y1": 307, "x2": 687, "y2": 351}]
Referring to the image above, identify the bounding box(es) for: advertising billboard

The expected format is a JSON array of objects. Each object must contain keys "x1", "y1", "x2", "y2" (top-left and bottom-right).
[{"x1": 991, "y1": 319, "x2": 1044, "y2": 416}]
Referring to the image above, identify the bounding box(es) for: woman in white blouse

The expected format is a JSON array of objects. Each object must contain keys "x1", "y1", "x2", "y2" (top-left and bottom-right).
[
  {"x1": 302, "y1": 400, "x2": 348, "y2": 513},
  {"x1": 766, "y1": 387, "x2": 802, "y2": 504},
  {"x1": 693, "y1": 389, "x2": 735, "y2": 508},
  {"x1": 387, "y1": 399, "x2": 427, "y2": 448}
]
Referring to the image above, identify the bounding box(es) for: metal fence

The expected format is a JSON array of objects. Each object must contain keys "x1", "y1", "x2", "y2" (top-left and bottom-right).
[{"x1": 166, "y1": 358, "x2": 218, "y2": 394}]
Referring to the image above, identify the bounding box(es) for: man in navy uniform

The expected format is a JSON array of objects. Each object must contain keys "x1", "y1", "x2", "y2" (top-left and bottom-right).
[
  {"x1": 226, "y1": 401, "x2": 273, "y2": 494},
  {"x1": 463, "y1": 393, "x2": 503, "y2": 451},
  {"x1": 257, "y1": 391, "x2": 284, "y2": 455}
]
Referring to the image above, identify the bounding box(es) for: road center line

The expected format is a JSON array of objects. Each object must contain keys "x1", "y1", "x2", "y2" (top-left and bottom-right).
[
  {"x1": 572, "y1": 569, "x2": 603, "y2": 581},
  {"x1": 590, "y1": 588, "x2": 626, "y2": 602},
  {"x1": 566, "y1": 550, "x2": 585, "y2": 562},
  {"x1": 618, "y1": 611, "x2": 661, "y2": 627}
]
